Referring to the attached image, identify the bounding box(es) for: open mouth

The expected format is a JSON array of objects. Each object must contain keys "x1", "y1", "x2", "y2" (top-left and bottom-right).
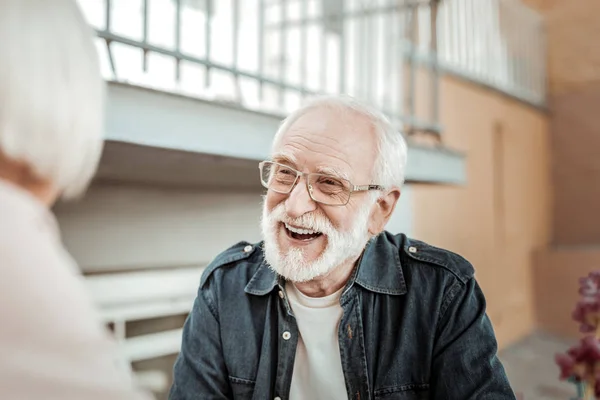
[{"x1": 284, "y1": 223, "x2": 323, "y2": 241}]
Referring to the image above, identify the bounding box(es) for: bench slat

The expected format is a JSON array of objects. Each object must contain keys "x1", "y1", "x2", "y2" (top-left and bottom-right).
[
  {"x1": 98, "y1": 298, "x2": 195, "y2": 322},
  {"x1": 121, "y1": 328, "x2": 184, "y2": 362},
  {"x1": 85, "y1": 267, "x2": 204, "y2": 306}
]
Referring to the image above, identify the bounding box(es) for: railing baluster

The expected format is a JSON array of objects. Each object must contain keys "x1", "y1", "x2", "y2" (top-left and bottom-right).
[
  {"x1": 300, "y1": 0, "x2": 307, "y2": 98},
  {"x1": 205, "y1": 0, "x2": 212, "y2": 88},
  {"x1": 105, "y1": 0, "x2": 116, "y2": 77},
  {"x1": 106, "y1": 0, "x2": 111, "y2": 32},
  {"x1": 452, "y1": 0, "x2": 460, "y2": 67},
  {"x1": 233, "y1": 0, "x2": 240, "y2": 100},
  {"x1": 394, "y1": 1, "x2": 402, "y2": 125},
  {"x1": 280, "y1": 0, "x2": 287, "y2": 107},
  {"x1": 469, "y1": 0, "x2": 476, "y2": 74},
  {"x1": 407, "y1": 0, "x2": 417, "y2": 134},
  {"x1": 320, "y1": 2, "x2": 326, "y2": 94},
  {"x1": 430, "y1": 0, "x2": 439, "y2": 131},
  {"x1": 364, "y1": 2, "x2": 372, "y2": 102},
  {"x1": 338, "y1": 1, "x2": 346, "y2": 94},
  {"x1": 258, "y1": 0, "x2": 265, "y2": 101},
  {"x1": 175, "y1": 0, "x2": 181, "y2": 82},
  {"x1": 484, "y1": 0, "x2": 492, "y2": 84},
  {"x1": 142, "y1": 0, "x2": 149, "y2": 72},
  {"x1": 384, "y1": 0, "x2": 392, "y2": 114}
]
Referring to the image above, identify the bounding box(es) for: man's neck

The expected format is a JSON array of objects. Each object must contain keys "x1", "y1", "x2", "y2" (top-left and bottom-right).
[{"x1": 293, "y1": 256, "x2": 361, "y2": 298}]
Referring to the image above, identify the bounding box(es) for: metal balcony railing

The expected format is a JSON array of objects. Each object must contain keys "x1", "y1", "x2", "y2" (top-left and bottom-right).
[
  {"x1": 433, "y1": 0, "x2": 546, "y2": 106},
  {"x1": 77, "y1": 0, "x2": 546, "y2": 140}
]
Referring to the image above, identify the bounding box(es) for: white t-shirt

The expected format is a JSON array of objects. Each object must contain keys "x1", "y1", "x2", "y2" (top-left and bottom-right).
[{"x1": 286, "y1": 282, "x2": 348, "y2": 400}]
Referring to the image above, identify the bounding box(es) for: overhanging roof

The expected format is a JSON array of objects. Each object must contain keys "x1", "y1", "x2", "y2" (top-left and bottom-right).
[{"x1": 97, "y1": 82, "x2": 466, "y2": 188}]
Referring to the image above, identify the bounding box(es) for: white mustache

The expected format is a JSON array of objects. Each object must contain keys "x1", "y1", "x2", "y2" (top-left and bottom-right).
[{"x1": 269, "y1": 203, "x2": 334, "y2": 235}]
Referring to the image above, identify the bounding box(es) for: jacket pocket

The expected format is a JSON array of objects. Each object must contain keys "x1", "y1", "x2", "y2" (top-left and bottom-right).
[
  {"x1": 374, "y1": 383, "x2": 429, "y2": 399},
  {"x1": 228, "y1": 376, "x2": 255, "y2": 399}
]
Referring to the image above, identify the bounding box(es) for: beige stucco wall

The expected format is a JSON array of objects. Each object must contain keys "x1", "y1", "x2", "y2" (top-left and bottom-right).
[
  {"x1": 413, "y1": 74, "x2": 551, "y2": 349},
  {"x1": 519, "y1": 0, "x2": 600, "y2": 338},
  {"x1": 534, "y1": 248, "x2": 600, "y2": 339},
  {"x1": 532, "y1": 0, "x2": 600, "y2": 96}
]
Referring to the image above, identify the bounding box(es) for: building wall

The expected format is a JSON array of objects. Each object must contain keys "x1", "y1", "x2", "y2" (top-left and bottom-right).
[
  {"x1": 54, "y1": 183, "x2": 264, "y2": 273},
  {"x1": 543, "y1": 0, "x2": 600, "y2": 245},
  {"x1": 523, "y1": 0, "x2": 600, "y2": 246},
  {"x1": 522, "y1": 0, "x2": 600, "y2": 338},
  {"x1": 534, "y1": 248, "x2": 600, "y2": 339},
  {"x1": 551, "y1": 81, "x2": 600, "y2": 246},
  {"x1": 413, "y1": 74, "x2": 551, "y2": 349}
]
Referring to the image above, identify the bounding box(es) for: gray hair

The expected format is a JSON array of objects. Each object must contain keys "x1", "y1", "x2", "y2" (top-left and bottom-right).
[
  {"x1": 0, "y1": 0, "x2": 105, "y2": 200},
  {"x1": 272, "y1": 95, "x2": 408, "y2": 189}
]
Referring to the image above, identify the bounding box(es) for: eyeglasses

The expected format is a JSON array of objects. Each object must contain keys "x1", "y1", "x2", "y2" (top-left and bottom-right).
[{"x1": 258, "y1": 161, "x2": 384, "y2": 206}]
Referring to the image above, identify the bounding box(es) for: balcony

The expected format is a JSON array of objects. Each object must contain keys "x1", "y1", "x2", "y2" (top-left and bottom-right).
[
  {"x1": 75, "y1": 0, "x2": 546, "y2": 188},
  {"x1": 73, "y1": 0, "x2": 465, "y2": 187}
]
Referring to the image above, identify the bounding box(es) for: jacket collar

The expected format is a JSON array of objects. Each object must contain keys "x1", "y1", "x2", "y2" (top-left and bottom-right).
[
  {"x1": 244, "y1": 234, "x2": 407, "y2": 296},
  {"x1": 353, "y1": 233, "x2": 407, "y2": 295}
]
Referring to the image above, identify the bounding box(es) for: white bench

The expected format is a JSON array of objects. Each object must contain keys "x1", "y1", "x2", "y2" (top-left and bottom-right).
[{"x1": 85, "y1": 266, "x2": 204, "y2": 392}]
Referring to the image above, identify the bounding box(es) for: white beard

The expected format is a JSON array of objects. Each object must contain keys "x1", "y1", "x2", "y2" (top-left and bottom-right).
[{"x1": 260, "y1": 197, "x2": 374, "y2": 282}]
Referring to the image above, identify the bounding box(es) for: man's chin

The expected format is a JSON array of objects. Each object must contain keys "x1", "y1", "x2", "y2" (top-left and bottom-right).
[{"x1": 263, "y1": 247, "x2": 330, "y2": 282}]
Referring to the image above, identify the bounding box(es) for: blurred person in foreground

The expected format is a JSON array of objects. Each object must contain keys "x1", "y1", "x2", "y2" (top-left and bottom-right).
[
  {"x1": 170, "y1": 96, "x2": 516, "y2": 399},
  {"x1": 0, "y1": 1, "x2": 152, "y2": 399}
]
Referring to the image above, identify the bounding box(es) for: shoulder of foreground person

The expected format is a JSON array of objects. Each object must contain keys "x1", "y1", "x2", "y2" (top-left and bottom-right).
[
  {"x1": 377, "y1": 231, "x2": 477, "y2": 283},
  {"x1": 0, "y1": 219, "x2": 155, "y2": 400}
]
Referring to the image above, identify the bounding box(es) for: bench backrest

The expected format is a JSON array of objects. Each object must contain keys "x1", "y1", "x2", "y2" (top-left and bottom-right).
[{"x1": 85, "y1": 266, "x2": 203, "y2": 362}]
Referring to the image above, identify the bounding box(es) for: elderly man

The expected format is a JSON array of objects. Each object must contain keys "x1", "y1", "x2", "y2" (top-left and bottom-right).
[
  {"x1": 170, "y1": 96, "x2": 515, "y2": 399},
  {"x1": 0, "y1": 1, "x2": 151, "y2": 399}
]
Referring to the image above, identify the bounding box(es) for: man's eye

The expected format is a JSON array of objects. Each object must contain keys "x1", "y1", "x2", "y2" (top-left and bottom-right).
[{"x1": 319, "y1": 177, "x2": 343, "y2": 187}]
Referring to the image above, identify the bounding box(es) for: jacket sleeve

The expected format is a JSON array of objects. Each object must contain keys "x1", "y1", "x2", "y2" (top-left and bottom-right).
[
  {"x1": 169, "y1": 284, "x2": 231, "y2": 400},
  {"x1": 429, "y1": 277, "x2": 517, "y2": 400}
]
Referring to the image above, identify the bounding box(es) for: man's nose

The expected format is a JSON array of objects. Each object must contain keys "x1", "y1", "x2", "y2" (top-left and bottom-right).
[{"x1": 285, "y1": 178, "x2": 317, "y2": 219}]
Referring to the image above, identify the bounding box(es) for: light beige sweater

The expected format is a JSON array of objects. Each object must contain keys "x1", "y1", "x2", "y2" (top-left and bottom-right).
[{"x1": 0, "y1": 179, "x2": 153, "y2": 400}]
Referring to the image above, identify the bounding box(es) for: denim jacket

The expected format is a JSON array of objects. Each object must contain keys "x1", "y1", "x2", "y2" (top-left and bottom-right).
[{"x1": 169, "y1": 232, "x2": 516, "y2": 400}]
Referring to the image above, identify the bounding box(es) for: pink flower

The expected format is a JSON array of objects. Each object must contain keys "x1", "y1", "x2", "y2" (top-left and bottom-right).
[
  {"x1": 556, "y1": 352, "x2": 576, "y2": 380},
  {"x1": 556, "y1": 336, "x2": 600, "y2": 382},
  {"x1": 573, "y1": 273, "x2": 600, "y2": 332},
  {"x1": 579, "y1": 271, "x2": 600, "y2": 297},
  {"x1": 573, "y1": 297, "x2": 600, "y2": 332}
]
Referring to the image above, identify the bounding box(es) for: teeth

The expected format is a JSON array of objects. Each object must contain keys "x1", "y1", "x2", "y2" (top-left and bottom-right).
[{"x1": 284, "y1": 223, "x2": 319, "y2": 235}]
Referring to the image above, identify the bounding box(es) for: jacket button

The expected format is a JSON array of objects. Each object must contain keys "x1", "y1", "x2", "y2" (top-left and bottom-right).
[
  {"x1": 243, "y1": 245, "x2": 253, "y2": 253},
  {"x1": 408, "y1": 246, "x2": 417, "y2": 253},
  {"x1": 278, "y1": 290, "x2": 284, "y2": 299},
  {"x1": 282, "y1": 331, "x2": 291, "y2": 340}
]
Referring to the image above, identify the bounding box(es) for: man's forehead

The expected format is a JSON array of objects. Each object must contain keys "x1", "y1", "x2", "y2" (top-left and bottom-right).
[
  {"x1": 277, "y1": 108, "x2": 374, "y2": 147},
  {"x1": 289, "y1": 106, "x2": 365, "y2": 132},
  {"x1": 271, "y1": 108, "x2": 376, "y2": 180}
]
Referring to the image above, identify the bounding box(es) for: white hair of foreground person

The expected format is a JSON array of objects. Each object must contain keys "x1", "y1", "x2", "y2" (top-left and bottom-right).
[
  {"x1": 0, "y1": 0, "x2": 104, "y2": 200},
  {"x1": 272, "y1": 95, "x2": 408, "y2": 190}
]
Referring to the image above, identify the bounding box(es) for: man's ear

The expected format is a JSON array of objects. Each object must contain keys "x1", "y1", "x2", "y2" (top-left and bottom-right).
[{"x1": 368, "y1": 188, "x2": 401, "y2": 236}]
